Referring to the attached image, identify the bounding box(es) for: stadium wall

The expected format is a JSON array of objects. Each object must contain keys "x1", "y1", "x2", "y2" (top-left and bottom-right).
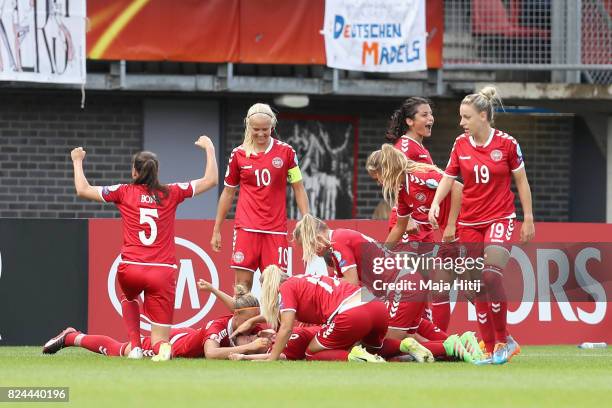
[{"x1": 0, "y1": 90, "x2": 592, "y2": 221}]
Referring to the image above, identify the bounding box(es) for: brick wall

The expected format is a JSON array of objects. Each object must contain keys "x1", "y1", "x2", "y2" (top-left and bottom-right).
[
  {"x1": 0, "y1": 91, "x2": 142, "y2": 218},
  {"x1": 0, "y1": 92, "x2": 575, "y2": 222}
]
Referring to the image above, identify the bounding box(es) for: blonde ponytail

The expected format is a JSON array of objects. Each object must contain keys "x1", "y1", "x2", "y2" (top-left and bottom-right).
[
  {"x1": 461, "y1": 85, "x2": 503, "y2": 124},
  {"x1": 369, "y1": 144, "x2": 441, "y2": 207},
  {"x1": 234, "y1": 284, "x2": 259, "y2": 309},
  {"x1": 243, "y1": 103, "x2": 277, "y2": 158},
  {"x1": 260, "y1": 265, "x2": 287, "y2": 330},
  {"x1": 293, "y1": 214, "x2": 328, "y2": 263}
]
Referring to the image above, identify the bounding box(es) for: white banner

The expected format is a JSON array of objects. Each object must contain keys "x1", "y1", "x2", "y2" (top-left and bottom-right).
[
  {"x1": 322, "y1": 0, "x2": 427, "y2": 72},
  {"x1": 0, "y1": 0, "x2": 85, "y2": 84}
]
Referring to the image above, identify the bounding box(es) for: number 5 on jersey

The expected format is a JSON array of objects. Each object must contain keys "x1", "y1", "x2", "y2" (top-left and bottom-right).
[{"x1": 139, "y1": 208, "x2": 159, "y2": 245}]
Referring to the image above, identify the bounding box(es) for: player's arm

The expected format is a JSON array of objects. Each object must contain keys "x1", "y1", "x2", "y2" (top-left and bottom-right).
[
  {"x1": 192, "y1": 136, "x2": 219, "y2": 196},
  {"x1": 291, "y1": 180, "x2": 310, "y2": 217},
  {"x1": 428, "y1": 175, "x2": 454, "y2": 229},
  {"x1": 204, "y1": 337, "x2": 271, "y2": 360},
  {"x1": 268, "y1": 311, "x2": 295, "y2": 361},
  {"x1": 197, "y1": 279, "x2": 235, "y2": 312},
  {"x1": 230, "y1": 352, "x2": 287, "y2": 361},
  {"x1": 229, "y1": 314, "x2": 267, "y2": 339},
  {"x1": 513, "y1": 168, "x2": 535, "y2": 243},
  {"x1": 442, "y1": 181, "x2": 463, "y2": 241},
  {"x1": 71, "y1": 147, "x2": 104, "y2": 202},
  {"x1": 211, "y1": 186, "x2": 236, "y2": 252},
  {"x1": 341, "y1": 266, "x2": 359, "y2": 285},
  {"x1": 385, "y1": 214, "x2": 408, "y2": 250}
]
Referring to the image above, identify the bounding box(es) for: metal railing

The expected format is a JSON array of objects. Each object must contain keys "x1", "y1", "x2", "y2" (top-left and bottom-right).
[{"x1": 443, "y1": 0, "x2": 612, "y2": 83}]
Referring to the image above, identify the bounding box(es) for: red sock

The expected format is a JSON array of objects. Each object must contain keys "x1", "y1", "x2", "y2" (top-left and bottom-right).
[
  {"x1": 65, "y1": 332, "x2": 79, "y2": 347},
  {"x1": 306, "y1": 350, "x2": 349, "y2": 361},
  {"x1": 482, "y1": 265, "x2": 508, "y2": 343},
  {"x1": 422, "y1": 340, "x2": 447, "y2": 358},
  {"x1": 121, "y1": 296, "x2": 142, "y2": 349},
  {"x1": 431, "y1": 295, "x2": 451, "y2": 332},
  {"x1": 367, "y1": 338, "x2": 402, "y2": 359},
  {"x1": 475, "y1": 298, "x2": 495, "y2": 353},
  {"x1": 416, "y1": 318, "x2": 448, "y2": 341},
  {"x1": 79, "y1": 335, "x2": 126, "y2": 356}
]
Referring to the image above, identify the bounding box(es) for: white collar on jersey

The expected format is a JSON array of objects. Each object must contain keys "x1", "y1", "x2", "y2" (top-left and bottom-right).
[
  {"x1": 264, "y1": 137, "x2": 274, "y2": 154},
  {"x1": 469, "y1": 128, "x2": 494, "y2": 148},
  {"x1": 401, "y1": 134, "x2": 425, "y2": 148}
]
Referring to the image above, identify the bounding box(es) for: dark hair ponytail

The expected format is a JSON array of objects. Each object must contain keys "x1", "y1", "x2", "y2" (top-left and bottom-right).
[
  {"x1": 385, "y1": 97, "x2": 431, "y2": 143},
  {"x1": 132, "y1": 151, "x2": 169, "y2": 203}
]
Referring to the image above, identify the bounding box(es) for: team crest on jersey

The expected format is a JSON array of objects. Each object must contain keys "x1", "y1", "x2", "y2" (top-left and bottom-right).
[
  {"x1": 490, "y1": 150, "x2": 503, "y2": 162},
  {"x1": 272, "y1": 157, "x2": 283, "y2": 168},
  {"x1": 232, "y1": 251, "x2": 245, "y2": 264},
  {"x1": 415, "y1": 192, "x2": 427, "y2": 202}
]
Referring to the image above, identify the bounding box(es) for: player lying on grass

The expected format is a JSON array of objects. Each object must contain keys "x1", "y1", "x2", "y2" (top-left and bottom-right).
[
  {"x1": 292, "y1": 214, "x2": 481, "y2": 363},
  {"x1": 259, "y1": 265, "x2": 440, "y2": 362},
  {"x1": 42, "y1": 284, "x2": 269, "y2": 359}
]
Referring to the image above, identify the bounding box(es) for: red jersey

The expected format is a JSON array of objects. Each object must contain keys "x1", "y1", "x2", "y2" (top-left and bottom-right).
[
  {"x1": 397, "y1": 170, "x2": 452, "y2": 229},
  {"x1": 141, "y1": 327, "x2": 205, "y2": 358},
  {"x1": 444, "y1": 129, "x2": 524, "y2": 225},
  {"x1": 224, "y1": 138, "x2": 301, "y2": 233},
  {"x1": 394, "y1": 135, "x2": 434, "y2": 164},
  {"x1": 328, "y1": 229, "x2": 383, "y2": 281},
  {"x1": 99, "y1": 182, "x2": 195, "y2": 266},
  {"x1": 279, "y1": 275, "x2": 361, "y2": 325},
  {"x1": 282, "y1": 325, "x2": 320, "y2": 360}
]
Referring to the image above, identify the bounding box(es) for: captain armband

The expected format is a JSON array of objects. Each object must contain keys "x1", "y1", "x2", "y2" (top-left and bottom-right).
[{"x1": 287, "y1": 166, "x2": 303, "y2": 184}]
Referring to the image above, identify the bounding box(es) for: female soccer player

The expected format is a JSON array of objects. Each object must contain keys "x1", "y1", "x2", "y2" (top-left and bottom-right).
[
  {"x1": 43, "y1": 283, "x2": 269, "y2": 359},
  {"x1": 259, "y1": 265, "x2": 438, "y2": 363},
  {"x1": 383, "y1": 98, "x2": 454, "y2": 329},
  {"x1": 70, "y1": 136, "x2": 218, "y2": 361},
  {"x1": 429, "y1": 85, "x2": 535, "y2": 364},
  {"x1": 365, "y1": 145, "x2": 463, "y2": 333},
  {"x1": 211, "y1": 103, "x2": 309, "y2": 291}
]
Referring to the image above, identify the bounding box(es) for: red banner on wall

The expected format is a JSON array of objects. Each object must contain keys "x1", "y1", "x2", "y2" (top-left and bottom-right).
[
  {"x1": 88, "y1": 220, "x2": 612, "y2": 344},
  {"x1": 86, "y1": 0, "x2": 443, "y2": 68}
]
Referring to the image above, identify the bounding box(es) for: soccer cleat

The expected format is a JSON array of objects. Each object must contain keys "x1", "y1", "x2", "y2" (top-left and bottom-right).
[
  {"x1": 443, "y1": 334, "x2": 474, "y2": 363},
  {"x1": 506, "y1": 335, "x2": 521, "y2": 361},
  {"x1": 492, "y1": 342, "x2": 509, "y2": 365},
  {"x1": 42, "y1": 327, "x2": 77, "y2": 355},
  {"x1": 348, "y1": 345, "x2": 386, "y2": 363},
  {"x1": 400, "y1": 337, "x2": 434, "y2": 363},
  {"x1": 460, "y1": 331, "x2": 484, "y2": 361},
  {"x1": 474, "y1": 352, "x2": 493, "y2": 365},
  {"x1": 127, "y1": 347, "x2": 144, "y2": 360},
  {"x1": 151, "y1": 342, "x2": 172, "y2": 362}
]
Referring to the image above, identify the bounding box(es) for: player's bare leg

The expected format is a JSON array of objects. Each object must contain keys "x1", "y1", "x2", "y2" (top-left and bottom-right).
[
  {"x1": 234, "y1": 268, "x2": 254, "y2": 292},
  {"x1": 150, "y1": 324, "x2": 171, "y2": 362}
]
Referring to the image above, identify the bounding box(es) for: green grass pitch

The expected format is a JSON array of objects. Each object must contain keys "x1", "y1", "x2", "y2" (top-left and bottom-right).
[{"x1": 1, "y1": 346, "x2": 611, "y2": 407}]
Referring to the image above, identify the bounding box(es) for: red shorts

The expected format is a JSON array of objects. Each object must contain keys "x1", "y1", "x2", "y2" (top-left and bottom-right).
[
  {"x1": 141, "y1": 328, "x2": 205, "y2": 358},
  {"x1": 312, "y1": 301, "x2": 388, "y2": 351},
  {"x1": 117, "y1": 263, "x2": 177, "y2": 326},
  {"x1": 458, "y1": 218, "x2": 516, "y2": 258},
  {"x1": 387, "y1": 299, "x2": 427, "y2": 332},
  {"x1": 231, "y1": 229, "x2": 289, "y2": 273}
]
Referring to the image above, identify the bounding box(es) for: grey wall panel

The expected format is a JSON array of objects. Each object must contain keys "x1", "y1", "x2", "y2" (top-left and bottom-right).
[{"x1": 144, "y1": 99, "x2": 220, "y2": 219}]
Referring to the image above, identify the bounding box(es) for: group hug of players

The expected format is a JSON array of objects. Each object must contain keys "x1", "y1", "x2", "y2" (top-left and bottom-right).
[{"x1": 43, "y1": 84, "x2": 534, "y2": 365}]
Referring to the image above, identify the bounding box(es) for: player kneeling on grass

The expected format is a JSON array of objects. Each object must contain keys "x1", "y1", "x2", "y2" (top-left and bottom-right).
[
  {"x1": 42, "y1": 284, "x2": 269, "y2": 359},
  {"x1": 259, "y1": 265, "x2": 436, "y2": 363}
]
